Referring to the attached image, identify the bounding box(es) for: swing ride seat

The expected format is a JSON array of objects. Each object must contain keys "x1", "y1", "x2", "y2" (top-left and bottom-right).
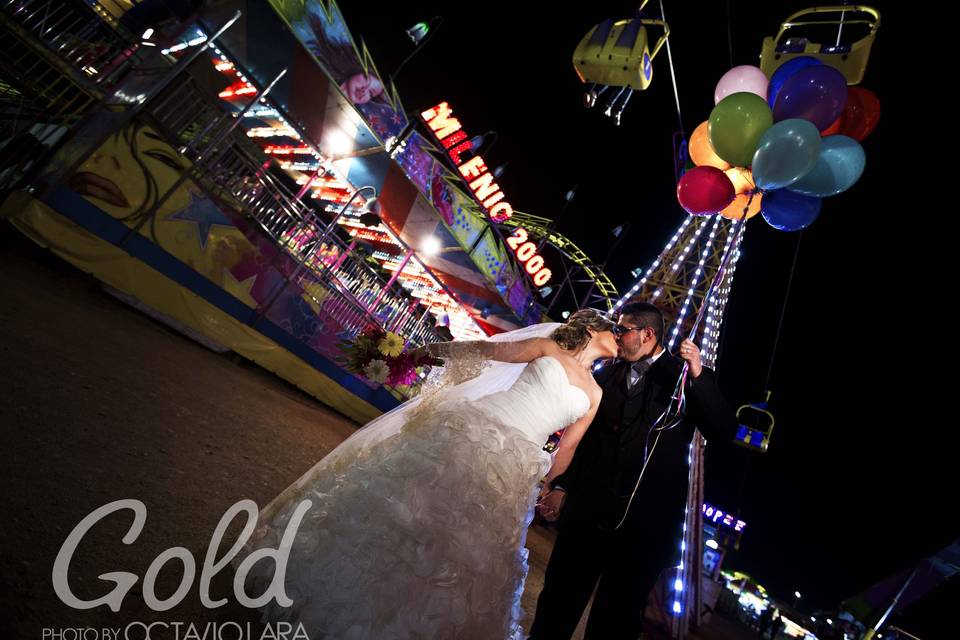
[
  {"x1": 759, "y1": 5, "x2": 880, "y2": 85},
  {"x1": 572, "y1": 16, "x2": 669, "y2": 91},
  {"x1": 734, "y1": 401, "x2": 775, "y2": 452}
]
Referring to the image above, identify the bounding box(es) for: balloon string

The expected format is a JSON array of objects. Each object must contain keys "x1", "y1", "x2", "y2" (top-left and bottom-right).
[
  {"x1": 763, "y1": 229, "x2": 802, "y2": 394},
  {"x1": 743, "y1": 188, "x2": 757, "y2": 217}
]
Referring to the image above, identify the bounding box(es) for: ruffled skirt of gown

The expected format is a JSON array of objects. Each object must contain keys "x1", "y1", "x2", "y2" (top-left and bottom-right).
[{"x1": 237, "y1": 401, "x2": 551, "y2": 640}]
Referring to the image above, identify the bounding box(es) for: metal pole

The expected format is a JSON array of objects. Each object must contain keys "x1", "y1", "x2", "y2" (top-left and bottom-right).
[
  {"x1": 294, "y1": 165, "x2": 325, "y2": 202},
  {"x1": 580, "y1": 223, "x2": 629, "y2": 310},
  {"x1": 521, "y1": 188, "x2": 575, "y2": 317},
  {"x1": 331, "y1": 240, "x2": 356, "y2": 272},
  {"x1": 118, "y1": 66, "x2": 288, "y2": 247},
  {"x1": 34, "y1": 11, "x2": 242, "y2": 197},
  {"x1": 376, "y1": 220, "x2": 464, "y2": 327},
  {"x1": 690, "y1": 434, "x2": 705, "y2": 632},
  {"x1": 252, "y1": 186, "x2": 375, "y2": 325},
  {"x1": 368, "y1": 249, "x2": 414, "y2": 312},
  {"x1": 864, "y1": 568, "x2": 920, "y2": 640}
]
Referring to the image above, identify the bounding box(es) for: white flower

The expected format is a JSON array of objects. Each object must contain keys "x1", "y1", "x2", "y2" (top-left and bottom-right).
[{"x1": 363, "y1": 359, "x2": 390, "y2": 383}]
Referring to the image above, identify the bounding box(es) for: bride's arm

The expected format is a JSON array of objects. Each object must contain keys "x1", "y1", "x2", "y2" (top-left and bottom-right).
[
  {"x1": 424, "y1": 337, "x2": 554, "y2": 364},
  {"x1": 543, "y1": 401, "x2": 598, "y2": 487}
]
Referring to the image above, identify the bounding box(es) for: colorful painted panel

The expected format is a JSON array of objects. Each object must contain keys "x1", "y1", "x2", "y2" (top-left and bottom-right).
[
  {"x1": 62, "y1": 119, "x2": 384, "y2": 378},
  {"x1": 257, "y1": 0, "x2": 537, "y2": 326}
]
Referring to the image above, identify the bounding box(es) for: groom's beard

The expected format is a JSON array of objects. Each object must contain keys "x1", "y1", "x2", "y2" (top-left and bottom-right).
[
  {"x1": 623, "y1": 341, "x2": 659, "y2": 363},
  {"x1": 615, "y1": 345, "x2": 645, "y2": 363}
]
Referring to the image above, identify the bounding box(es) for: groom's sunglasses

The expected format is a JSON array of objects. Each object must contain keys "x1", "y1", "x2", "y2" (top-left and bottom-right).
[{"x1": 611, "y1": 325, "x2": 647, "y2": 338}]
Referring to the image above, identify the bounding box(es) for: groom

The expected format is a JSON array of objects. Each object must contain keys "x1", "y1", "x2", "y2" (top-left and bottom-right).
[{"x1": 529, "y1": 302, "x2": 738, "y2": 639}]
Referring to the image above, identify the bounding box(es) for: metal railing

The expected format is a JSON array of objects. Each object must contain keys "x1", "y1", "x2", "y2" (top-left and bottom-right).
[
  {"x1": 1, "y1": 0, "x2": 443, "y2": 355},
  {"x1": 128, "y1": 39, "x2": 440, "y2": 345},
  {"x1": 0, "y1": 0, "x2": 182, "y2": 192},
  {"x1": 3, "y1": 0, "x2": 162, "y2": 89},
  {"x1": 138, "y1": 56, "x2": 441, "y2": 346}
]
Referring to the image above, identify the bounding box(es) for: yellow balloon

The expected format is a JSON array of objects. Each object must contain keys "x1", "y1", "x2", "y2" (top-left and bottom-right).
[
  {"x1": 689, "y1": 121, "x2": 731, "y2": 171},
  {"x1": 725, "y1": 167, "x2": 756, "y2": 195},
  {"x1": 720, "y1": 192, "x2": 762, "y2": 220}
]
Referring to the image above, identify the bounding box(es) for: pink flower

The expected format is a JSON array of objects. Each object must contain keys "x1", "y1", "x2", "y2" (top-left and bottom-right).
[
  {"x1": 361, "y1": 325, "x2": 383, "y2": 339},
  {"x1": 387, "y1": 367, "x2": 418, "y2": 386},
  {"x1": 386, "y1": 352, "x2": 418, "y2": 386}
]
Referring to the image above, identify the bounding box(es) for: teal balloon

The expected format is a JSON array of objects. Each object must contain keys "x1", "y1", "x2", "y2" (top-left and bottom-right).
[
  {"x1": 790, "y1": 135, "x2": 866, "y2": 197},
  {"x1": 751, "y1": 119, "x2": 822, "y2": 190},
  {"x1": 762, "y1": 190, "x2": 822, "y2": 231}
]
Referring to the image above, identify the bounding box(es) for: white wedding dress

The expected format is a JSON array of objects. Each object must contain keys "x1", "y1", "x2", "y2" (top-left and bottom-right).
[{"x1": 239, "y1": 354, "x2": 590, "y2": 640}]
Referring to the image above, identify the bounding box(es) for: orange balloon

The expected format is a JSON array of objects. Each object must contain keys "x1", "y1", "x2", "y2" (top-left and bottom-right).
[
  {"x1": 821, "y1": 117, "x2": 841, "y2": 136},
  {"x1": 690, "y1": 121, "x2": 731, "y2": 170},
  {"x1": 724, "y1": 167, "x2": 756, "y2": 195},
  {"x1": 720, "y1": 192, "x2": 762, "y2": 220}
]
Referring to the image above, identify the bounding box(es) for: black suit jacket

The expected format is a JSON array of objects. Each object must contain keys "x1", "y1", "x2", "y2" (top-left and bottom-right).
[{"x1": 552, "y1": 352, "x2": 737, "y2": 567}]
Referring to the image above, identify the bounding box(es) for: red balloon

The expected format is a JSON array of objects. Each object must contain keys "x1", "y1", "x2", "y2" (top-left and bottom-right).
[
  {"x1": 677, "y1": 166, "x2": 736, "y2": 215},
  {"x1": 835, "y1": 86, "x2": 881, "y2": 141}
]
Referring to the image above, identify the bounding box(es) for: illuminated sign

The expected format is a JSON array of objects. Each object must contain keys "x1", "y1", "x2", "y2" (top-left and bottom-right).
[
  {"x1": 421, "y1": 102, "x2": 513, "y2": 222},
  {"x1": 506, "y1": 228, "x2": 552, "y2": 286},
  {"x1": 421, "y1": 101, "x2": 552, "y2": 286},
  {"x1": 702, "y1": 503, "x2": 746, "y2": 532},
  {"x1": 703, "y1": 547, "x2": 722, "y2": 577},
  {"x1": 263, "y1": 145, "x2": 315, "y2": 155}
]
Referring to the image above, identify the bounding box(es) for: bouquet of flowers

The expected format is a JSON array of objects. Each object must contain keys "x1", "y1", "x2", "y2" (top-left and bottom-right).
[{"x1": 339, "y1": 326, "x2": 441, "y2": 387}]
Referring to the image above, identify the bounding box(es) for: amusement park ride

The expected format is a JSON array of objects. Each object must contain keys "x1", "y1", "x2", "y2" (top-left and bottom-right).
[
  {"x1": 410, "y1": 100, "x2": 623, "y2": 314},
  {"x1": 407, "y1": 6, "x2": 881, "y2": 512},
  {"x1": 570, "y1": 5, "x2": 882, "y2": 637},
  {"x1": 572, "y1": 0, "x2": 669, "y2": 125},
  {"x1": 0, "y1": 0, "x2": 884, "y2": 636},
  {"x1": 759, "y1": 5, "x2": 880, "y2": 85}
]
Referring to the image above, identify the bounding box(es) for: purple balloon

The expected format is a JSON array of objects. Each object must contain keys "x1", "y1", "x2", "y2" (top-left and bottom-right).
[
  {"x1": 767, "y1": 56, "x2": 823, "y2": 107},
  {"x1": 773, "y1": 65, "x2": 848, "y2": 130}
]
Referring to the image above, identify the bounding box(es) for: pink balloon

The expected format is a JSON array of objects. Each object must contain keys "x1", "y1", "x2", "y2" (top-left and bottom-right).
[{"x1": 715, "y1": 65, "x2": 770, "y2": 105}]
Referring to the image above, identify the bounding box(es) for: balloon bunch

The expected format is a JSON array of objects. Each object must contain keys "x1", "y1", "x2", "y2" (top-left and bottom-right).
[{"x1": 677, "y1": 59, "x2": 879, "y2": 231}]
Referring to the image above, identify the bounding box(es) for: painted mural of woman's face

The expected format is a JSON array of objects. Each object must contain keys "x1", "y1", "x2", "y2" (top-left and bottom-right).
[
  {"x1": 339, "y1": 74, "x2": 384, "y2": 105},
  {"x1": 69, "y1": 125, "x2": 183, "y2": 213}
]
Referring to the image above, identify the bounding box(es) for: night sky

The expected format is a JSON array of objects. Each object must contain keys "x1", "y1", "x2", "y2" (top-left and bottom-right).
[{"x1": 338, "y1": 1, "x2": 951, "y2": 635}]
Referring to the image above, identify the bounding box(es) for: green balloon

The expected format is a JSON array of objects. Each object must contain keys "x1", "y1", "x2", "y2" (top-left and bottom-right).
[{"x1": 709, "y1": 92, "x2": 774, "y2": 168}]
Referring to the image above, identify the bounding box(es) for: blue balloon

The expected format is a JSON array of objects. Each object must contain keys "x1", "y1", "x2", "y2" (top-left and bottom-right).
[
  {"x1": 752, "y1": 119, "x2": 822, "y2": 190},
  {"x1": 762, "y1": 190, "x2": 822, "y2": 232},
  {"x1": 767, "y1": 57, "x2": 823, "y2": 107},
  {"x1": 789, "y1": 135, "x2": 866, "y2": 197}
]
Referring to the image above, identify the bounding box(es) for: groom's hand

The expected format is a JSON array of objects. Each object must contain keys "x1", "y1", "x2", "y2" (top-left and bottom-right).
[
  {"x1": 537, "y1": 489, "x2": 566, "y2": 522},
  {"x1": 679, "y1": 339, "x2": 702, "y2": 378}
]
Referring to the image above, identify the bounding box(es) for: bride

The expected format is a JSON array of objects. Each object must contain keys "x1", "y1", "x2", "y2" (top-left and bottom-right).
[{"x1": 236, "y1": 309, "x2": 619, "y2": 639}]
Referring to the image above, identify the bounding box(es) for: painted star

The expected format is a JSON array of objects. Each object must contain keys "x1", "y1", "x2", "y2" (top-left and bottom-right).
[
  {"x1": 222, "y1": 269, "x2": 258, "y2": 308},
  {"x1": 167, "y1": 191, "x2": 235, "y2": 250},
  {"x1": 301, "y1": 281, "x2": 330, "y2": 315}
]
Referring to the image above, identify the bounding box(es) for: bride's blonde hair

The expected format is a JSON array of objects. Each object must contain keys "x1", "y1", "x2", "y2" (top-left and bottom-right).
[{"x1": 551, "y1": 309, "x2": 615, "y2": 352}]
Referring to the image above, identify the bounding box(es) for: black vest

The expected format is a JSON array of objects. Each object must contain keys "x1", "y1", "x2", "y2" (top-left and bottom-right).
[{"x1": 563, "y1": 356, "x2": 694, "y2": 558}]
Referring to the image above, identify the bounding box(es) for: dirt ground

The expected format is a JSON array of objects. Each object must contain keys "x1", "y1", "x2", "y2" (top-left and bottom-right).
[{"x1": 0, "y1": 224, "x2": 751, "y2": 640}]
